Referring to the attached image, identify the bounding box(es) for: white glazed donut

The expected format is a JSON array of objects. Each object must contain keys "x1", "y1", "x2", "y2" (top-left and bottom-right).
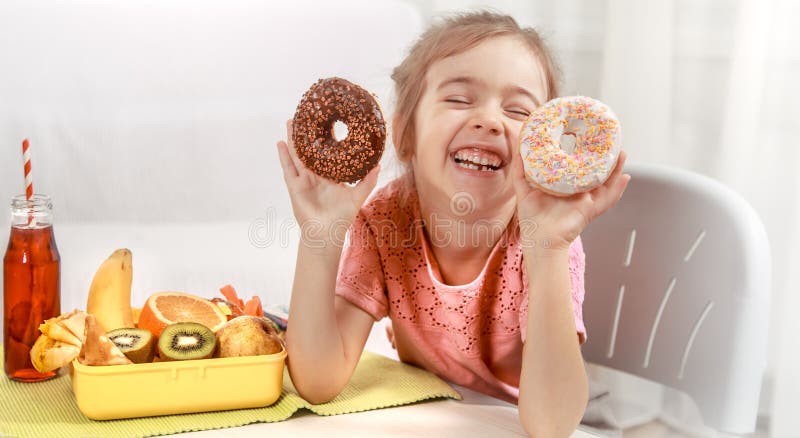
[{"x1": 519, "y1": 96, "x2": 621, "y2": 196}]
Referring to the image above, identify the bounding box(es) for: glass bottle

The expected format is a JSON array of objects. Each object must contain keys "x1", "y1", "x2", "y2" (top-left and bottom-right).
[{"x1": 3, "y1": 194, "x2": 61, "y2": 381}]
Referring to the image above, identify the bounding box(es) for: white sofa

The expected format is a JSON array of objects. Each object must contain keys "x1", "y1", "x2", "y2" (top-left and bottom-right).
[{"x1": 0, "y1": 0, "x2": 423, "y2": 326}]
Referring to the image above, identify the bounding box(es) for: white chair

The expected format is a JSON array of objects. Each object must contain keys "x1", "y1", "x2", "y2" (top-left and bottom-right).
[{"x1": 580, "y1": 162, "x2": 770, "y2": 434}]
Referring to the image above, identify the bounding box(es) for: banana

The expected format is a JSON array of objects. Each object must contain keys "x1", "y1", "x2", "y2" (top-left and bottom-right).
[{"x1": 86, "y1": 249, "x2": 135, "y2": 332}]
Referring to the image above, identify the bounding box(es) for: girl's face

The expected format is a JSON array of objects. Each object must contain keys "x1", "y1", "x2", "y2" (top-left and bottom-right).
[{"x1": 410, "y1": 36, "x2": 547, "y2": 213}]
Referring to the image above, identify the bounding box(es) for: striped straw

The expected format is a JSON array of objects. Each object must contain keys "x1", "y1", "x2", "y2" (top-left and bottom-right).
[
  {"x1": 22, "y1": 138, "x2": 34, "y2": 226},
  {"x1": 22, "y1": 139, "x2": 33, "y2": 200}
]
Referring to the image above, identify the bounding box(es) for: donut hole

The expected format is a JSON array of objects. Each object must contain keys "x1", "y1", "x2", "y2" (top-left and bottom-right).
[
  {"x1": 332, "y1": 120, "x2": 349, "y2": 142},
  {"x1": 560, "y1": 133, "x2": 577, "y2": 154},
  {"x1": 559, "y1": 118, "x2": 586, "y2": 154},
  {"x1": 566, "y1": 118, "x2": 586, "y2": 135}
]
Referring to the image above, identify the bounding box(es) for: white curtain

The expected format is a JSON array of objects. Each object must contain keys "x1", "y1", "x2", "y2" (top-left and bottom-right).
[{"x1": 403, "y1": 0, "x2": 800, "y2": 436}]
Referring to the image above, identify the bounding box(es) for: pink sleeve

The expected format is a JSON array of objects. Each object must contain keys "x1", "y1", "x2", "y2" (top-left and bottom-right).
[
  {"x1": 520, "y1": 236, "x2": 587, "y2": 344},
  {"x1": 334, "y1": 209, "x2": 389, "y2": 321}
]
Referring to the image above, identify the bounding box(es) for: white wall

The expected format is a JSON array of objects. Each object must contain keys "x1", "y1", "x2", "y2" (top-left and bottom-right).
[{"x1": 0, "y1": 0, "x2": 422, "y2": 342}]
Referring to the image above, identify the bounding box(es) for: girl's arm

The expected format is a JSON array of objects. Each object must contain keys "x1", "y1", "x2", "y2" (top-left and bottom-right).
[
  {"x1": 511, "y1": 150, "x2": 630, "y2": 437},
  {"x1": 276, "y1": 120, "x2": 378, "y2": 404},
  {"x1": 286, "y1": 242, "x2": 374, "y2": 404},
  {"x1": 518, "y1": 249, "x2": 588, "y2": 437}
]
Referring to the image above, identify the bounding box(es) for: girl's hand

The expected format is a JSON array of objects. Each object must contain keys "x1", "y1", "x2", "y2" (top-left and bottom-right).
[
  {"x1": 276, "y1": 120, "x2": 380, "y2": 245},
  {"x1": 510, "y1": 149, "x2": 631, "y2": 252}
]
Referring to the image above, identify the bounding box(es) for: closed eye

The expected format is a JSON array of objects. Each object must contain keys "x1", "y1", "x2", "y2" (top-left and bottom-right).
[
  {"x1": 445, "y1": 97, "x2": 470, "y2": 104},
  {"x1": 506, "y1": 108, "x2": 530, "y2": 117}
]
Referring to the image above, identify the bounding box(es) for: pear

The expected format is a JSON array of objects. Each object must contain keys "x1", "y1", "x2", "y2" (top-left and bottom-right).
[{"x1": 216, "y1": 316, "x2": 283, "y2": 358}]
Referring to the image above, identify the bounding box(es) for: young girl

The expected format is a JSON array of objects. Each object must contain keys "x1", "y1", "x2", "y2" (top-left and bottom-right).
[{"x1": 276, "y1": 11, "x2": 630, "y2": 437}]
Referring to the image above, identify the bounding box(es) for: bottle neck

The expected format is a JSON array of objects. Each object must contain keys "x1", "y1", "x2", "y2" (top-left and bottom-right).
[{"x1": 10, "y1": 194, "x2": 54, "y2": 228}]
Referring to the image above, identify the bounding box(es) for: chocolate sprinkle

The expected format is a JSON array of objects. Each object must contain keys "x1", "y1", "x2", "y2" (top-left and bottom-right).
[{"x1": 292, "y1": 77, "x2": 387, "y2": 183}]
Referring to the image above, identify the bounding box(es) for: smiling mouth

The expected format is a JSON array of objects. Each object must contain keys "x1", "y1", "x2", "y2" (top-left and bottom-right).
[{"x1": 452, "y1": 147, "x2": 504, "y2": 172}]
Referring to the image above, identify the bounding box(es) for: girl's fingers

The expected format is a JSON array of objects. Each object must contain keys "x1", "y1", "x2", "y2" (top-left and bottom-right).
[
  {"x1": 510, "y1": 149, "x2": 532, "y2": 197},
  {"x1": 284, "y1": 119, "x2": 308, "y2": 177},
  {"x1": 354, "y1": 164, "x2": 381, "y2": 202},
  {"x1": 592, "y1": 172, "x2": 631, "y2": 218},
  {"x1": 608, "y1": 150, "x2": 627, "y2": 182},
  {"x1": 612, "y1": 172, "x2": 632, "y2": 202},
  {"x1": 276, "y1": 141, "x2": 299, "y2": 182},
  {"x1": 590, "y1": 153, "x2": 631, "y2": 213},
  {"x1": 604, "y1": 151, "x2": 629, "y2": 201},
  {"x1": 589, "y1": 151, "x2": 625, "y2": 194}
]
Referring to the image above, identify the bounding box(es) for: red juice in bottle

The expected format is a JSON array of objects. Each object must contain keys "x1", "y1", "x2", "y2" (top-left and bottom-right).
[{"x1": 3, "y1": 194, "x2": 60, "y2": 382}]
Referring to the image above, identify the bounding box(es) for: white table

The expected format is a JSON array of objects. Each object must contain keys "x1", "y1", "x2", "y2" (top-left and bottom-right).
[
  {"x1": 163, "y1": 387, "x2": 600, "y2": 437},
  {"x1": 165, "y1": 324, "x2": 601, "y2": 438}
]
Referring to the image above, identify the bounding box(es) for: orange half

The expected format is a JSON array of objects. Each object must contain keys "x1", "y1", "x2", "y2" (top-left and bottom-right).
[{"x1": 137, "y1": 292, "x2": 227, "y2": 338}]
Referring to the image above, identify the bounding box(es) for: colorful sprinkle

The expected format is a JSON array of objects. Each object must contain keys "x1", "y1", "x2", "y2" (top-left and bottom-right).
[{"x1": 519, "y1": 96, "x2": 621, "y2": 195}]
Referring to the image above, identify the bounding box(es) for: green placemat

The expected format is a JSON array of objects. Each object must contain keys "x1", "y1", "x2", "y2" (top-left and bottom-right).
[{"x1": 0, "y1": 349, "x2": 461, "y2": 438}]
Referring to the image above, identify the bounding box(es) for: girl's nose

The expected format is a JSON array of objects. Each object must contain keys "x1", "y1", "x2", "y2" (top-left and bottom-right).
[{"x1": 471, "y1": 112, "x2": 503, "y2": 135}]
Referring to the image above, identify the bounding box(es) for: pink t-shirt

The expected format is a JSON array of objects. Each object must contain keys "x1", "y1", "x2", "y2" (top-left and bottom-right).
[{"x1": 335, "y1": 178, "x2": 586, "y2": 403}]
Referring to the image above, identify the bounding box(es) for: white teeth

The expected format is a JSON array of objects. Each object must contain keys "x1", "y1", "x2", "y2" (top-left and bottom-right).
[
  {"x1": 456, "y1": 161, "x2": 497, "y2": 172},
  {"x1": 453, "y1": 149, "x2": 502, "y2": 168}
]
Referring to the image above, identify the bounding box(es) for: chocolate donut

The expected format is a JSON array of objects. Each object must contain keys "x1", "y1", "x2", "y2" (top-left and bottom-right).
[{"x1": 292, "y1": 77, "x2": 386, "y2": 183}]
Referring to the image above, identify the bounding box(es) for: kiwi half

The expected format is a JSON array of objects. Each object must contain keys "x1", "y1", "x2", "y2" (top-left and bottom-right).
[
  {"x1": 157, "y1": 322, "x2": 216, "y2": 361},
  {"x1": 106, "y1": 327, "x2": 155, "y2": 364}
]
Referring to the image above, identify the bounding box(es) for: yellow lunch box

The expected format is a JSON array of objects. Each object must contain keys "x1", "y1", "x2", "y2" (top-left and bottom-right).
[{"x1": 71, "y1": 348, "x2": 287, "y2": 420}]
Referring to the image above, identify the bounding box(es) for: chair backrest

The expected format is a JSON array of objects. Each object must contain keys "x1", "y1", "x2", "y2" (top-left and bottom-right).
[{"x1": 581, "y1": 162, "x2": 770, "y2": 434}]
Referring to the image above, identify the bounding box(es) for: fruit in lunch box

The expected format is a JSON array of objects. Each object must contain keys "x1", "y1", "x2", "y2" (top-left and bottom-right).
[
  {"x1": 38, "y1": 309, "x2": 88, "y2": 346},
  {"x1": 132, "y1": 307, "x2": 142, "y2": 325},
  {"x1": 86, "y1": 249, "x2": 135, "y2": 332},
  {"x1": 219, "y1": 284, "x2": 264, "y2": 318},
  {"x1": 157, "y1": 322, "x2": 217, "y2": 361},
  {"x1": 78, "y1": 314, "x2": 133, "y2": 366},
  {"x1": 30, "y1": 310, "x2": 89, "y2": 373},
  {"x1": 106, "y1": 328, "x2": 155, "y2": 364},
  {"x1": 137, "y1": 292, "x2": 227, "y2": 338},
  {"x1": 30, "y1": 335, "x2": 82, "y2": 373},
  {"x1": 216, "y1": 316, "x2": 283, "y2": 358}
]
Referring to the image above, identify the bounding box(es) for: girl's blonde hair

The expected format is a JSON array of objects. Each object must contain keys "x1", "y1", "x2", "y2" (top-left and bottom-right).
[{"x1": 391, "y1": 11, "x2": 561, "y2": 165}]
